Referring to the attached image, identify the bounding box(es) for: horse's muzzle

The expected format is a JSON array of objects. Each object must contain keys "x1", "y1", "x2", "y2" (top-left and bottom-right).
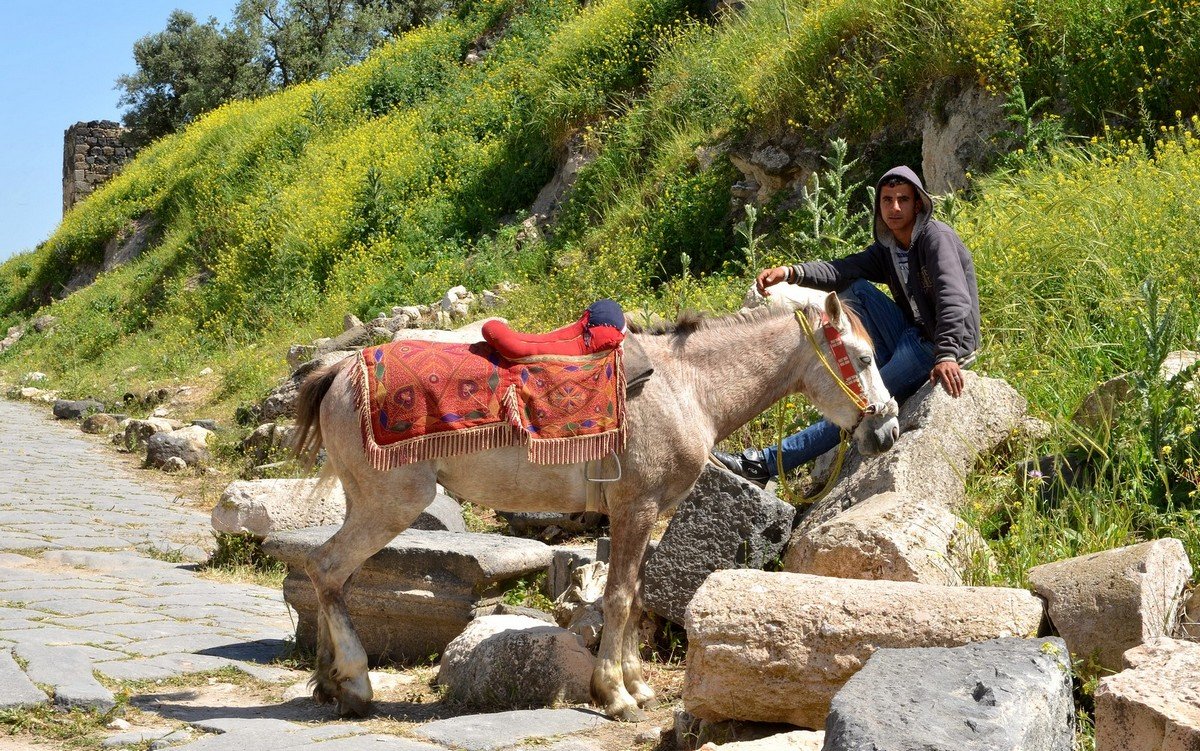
[{"x1": 858, "y1": 413, "x2": 900, "y2": 455}]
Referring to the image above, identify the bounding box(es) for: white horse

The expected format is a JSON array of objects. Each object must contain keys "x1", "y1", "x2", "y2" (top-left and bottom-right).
[{"x1": 292, "y1": 290, "x2": 900, "y2": 721}]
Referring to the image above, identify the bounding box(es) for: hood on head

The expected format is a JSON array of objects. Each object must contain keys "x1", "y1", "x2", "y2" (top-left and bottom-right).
[{"x1": 874, "y1": 166, "x2": 933, "y2": 247}]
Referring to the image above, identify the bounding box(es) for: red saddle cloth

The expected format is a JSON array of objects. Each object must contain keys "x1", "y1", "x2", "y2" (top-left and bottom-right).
[{"x1": 352, "y1": 338, "x2": 626, "y2": 470}]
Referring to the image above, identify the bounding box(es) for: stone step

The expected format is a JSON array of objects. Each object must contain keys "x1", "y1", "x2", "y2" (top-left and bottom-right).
[{"x1": 264, "y1": 527, "x2": 554, "y2": 663}]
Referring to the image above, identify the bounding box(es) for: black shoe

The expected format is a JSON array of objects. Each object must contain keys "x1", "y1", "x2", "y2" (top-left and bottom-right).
[{"x1": 710, "y1": 449, "x2": 771, "y2": 485}]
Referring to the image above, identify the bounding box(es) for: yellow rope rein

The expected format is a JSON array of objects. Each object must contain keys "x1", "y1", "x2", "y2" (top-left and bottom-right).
[{"x1": 777, "y1": 310, "x2": 869, "y2": 503}]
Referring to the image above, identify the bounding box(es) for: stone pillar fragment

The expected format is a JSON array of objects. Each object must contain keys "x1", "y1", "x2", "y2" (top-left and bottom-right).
[
  {"x1": 1027, "y1": 539, "x2": 1193, "y2": 673},
  {"x1": 683, "y1": 569, "x2": 1046, "y2": 728},
  {"x1": 1095, "y1": 638, "x2": 1200, "y2": 751}
]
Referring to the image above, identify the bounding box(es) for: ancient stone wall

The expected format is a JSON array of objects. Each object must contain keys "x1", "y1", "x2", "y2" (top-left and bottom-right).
[{"x1": 62, "y1": 120, "x2": 136, "y2": 214}]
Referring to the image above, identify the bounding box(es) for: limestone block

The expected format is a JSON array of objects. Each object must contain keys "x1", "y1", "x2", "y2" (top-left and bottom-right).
[
  {"x1": 785, "y1": 491, "x2": 992, "y2": 585},
  {"x1": 547, "y1": 545, "x2": 598, "y2": 601},
  {"x1": 644, "y1": 465, "x2": 795, "y2": 624},
  {"x1": 212, "y1": 479, "x2": 346, "y2": 537},
  {"x1": 1179, "y1": 588, "x2": 1200, "y2": 641},
  {"x1": 1095, "y1": 638, "x2": 1200, "y2": 751},
  {"x1": 264, "y1": 526, "x2": 554, "y2": 663},
  {"x1": 145, "y1": 425, "x2": 212, "y2": 468},
  {"x1": 410, "y1": 494, "x2": 467, "y2": 533},
  {"x1": 921, "y1": 83, "x2": 1009, "y2": 194},
  {"x1": 682, "y1": 570, "x2": 1045, "y2": 728},
  {"x1": 81, "y1": 413, "x2": 120, "y2": 435},
  {"x1": 794, "y1": 374, "x2": 1028, "y2": 537},
  {"x1": 1160, "y1": 350, "x2": 1200, "y2": 389},
  {"x1": 123, "y1": 417, "x2": 176, "y2": 451},
  {"x1": 437, "y1": 614, "x2": 594, "y2": 708},
  {"x1": 260, "y1": 350, "x2": 354, "y2": 421},
  {"x1": 698, "y1": 731, "x2": 825, "y2": 750},
  {"x1": 824, "y1": 638, "x2": 1074, "y2": 751},
  {"x1": 553, "y1": 561, "x2": 607, "y2": 650},
  {"x1": 1027, "y1": 539, "x2": 1192, "y2": 672}
]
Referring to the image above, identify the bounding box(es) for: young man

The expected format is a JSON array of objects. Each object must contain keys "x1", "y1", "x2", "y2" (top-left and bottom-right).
[{"x1": 713, "y1": 165, "x2": 981, "y2": 483}]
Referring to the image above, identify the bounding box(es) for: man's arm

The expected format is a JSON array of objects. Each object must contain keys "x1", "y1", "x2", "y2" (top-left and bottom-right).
[
  {"x1": 925, "y1": 227, "x2": 975, "y2": 397},
  {"x1": 757, "y1": 246, "x2": 889, "y2": 296},
  {"x1": 793, "y1": 246, "x2": 890, "y2": 291}
]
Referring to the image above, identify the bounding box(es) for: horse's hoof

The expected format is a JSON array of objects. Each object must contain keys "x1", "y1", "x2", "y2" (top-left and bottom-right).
[
  {"x1": 336, "y1": 694, "x2": 372, "y2": 718},
  {"x1": 628, "y1": 683, "x2": 657, "y2": 708},
  {"x1": 609, "y1": 704, "x2": 648, "y2": 723}
]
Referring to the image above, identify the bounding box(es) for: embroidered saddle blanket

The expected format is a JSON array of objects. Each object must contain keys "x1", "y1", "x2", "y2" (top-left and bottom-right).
[{"x1": 352, "y1": 338, "x2": 626, "y2": 471}]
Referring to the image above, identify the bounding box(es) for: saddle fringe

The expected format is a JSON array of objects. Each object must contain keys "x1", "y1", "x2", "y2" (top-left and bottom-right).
[{"x1": 351, "y1": 350, "x2": 627, "y2": 471}]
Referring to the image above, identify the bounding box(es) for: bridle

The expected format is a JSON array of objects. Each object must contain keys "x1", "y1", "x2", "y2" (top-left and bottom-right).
[{"x1": 794, "y1": 308, "x2": 882, "y2": 434}]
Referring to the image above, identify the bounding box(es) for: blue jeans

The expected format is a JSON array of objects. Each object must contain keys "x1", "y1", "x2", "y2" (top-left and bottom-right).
[{"x1": 760, "y1": 279, "x2": 935, "y2": 476}]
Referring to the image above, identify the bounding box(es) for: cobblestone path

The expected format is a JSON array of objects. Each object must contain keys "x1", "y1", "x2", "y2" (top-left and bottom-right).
[
  {"x1": 0, "y1": 400, "x2": 615, "y2": 751},
  {"x1": 0, "y1": 399, "x2": 292, "y2": 712}
]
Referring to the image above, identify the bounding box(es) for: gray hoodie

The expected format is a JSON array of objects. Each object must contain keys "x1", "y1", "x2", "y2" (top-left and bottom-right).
[{"x1": 790, "y1": 166, "x2": 980, "y2": 365}]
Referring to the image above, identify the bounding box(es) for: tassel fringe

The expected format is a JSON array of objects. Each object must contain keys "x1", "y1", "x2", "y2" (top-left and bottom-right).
[{"x1": 352, "y1": 349, "x2": 628, "y2": 470}]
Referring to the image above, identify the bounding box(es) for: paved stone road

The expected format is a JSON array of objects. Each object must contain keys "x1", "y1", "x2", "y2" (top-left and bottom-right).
[{"x1": 0, "y1": 399, "x2": 611, "y2": 751}]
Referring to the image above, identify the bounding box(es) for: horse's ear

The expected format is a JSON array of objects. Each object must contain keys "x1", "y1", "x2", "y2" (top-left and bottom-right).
[{"x1": 824, "y1": 292, "x2": 845, "y2": 328}]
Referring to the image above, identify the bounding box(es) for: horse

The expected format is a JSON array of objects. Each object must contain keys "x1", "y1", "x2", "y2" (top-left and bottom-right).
[{"x1": 291, "y1": 289, "x2": 901, "y2": 721}]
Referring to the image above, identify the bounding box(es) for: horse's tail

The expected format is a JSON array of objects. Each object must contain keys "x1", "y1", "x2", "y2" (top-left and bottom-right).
[{"x1": 293, "y1": 358, "x2": 349, "y2": 469}]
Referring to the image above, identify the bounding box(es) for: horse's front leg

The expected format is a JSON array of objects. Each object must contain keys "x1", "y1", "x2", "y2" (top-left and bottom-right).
[
  {"x1": 592, "y1": 499, "x2": 656, "y2": 721},
  {"x1": 306, "y1": 467, "x2": 432, "y2": 717}
]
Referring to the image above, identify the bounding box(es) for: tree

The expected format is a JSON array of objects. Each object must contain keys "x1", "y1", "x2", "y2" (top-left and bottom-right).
[
  {"x1": 116, "y1": 11, "x2": 267, "y2": 144},
  {"x1": 117, "y1": 2, "x2": 453, "y2": 143}
]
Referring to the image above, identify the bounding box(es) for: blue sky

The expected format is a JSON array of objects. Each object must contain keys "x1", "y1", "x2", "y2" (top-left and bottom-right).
[{"x1": 0, "y1": 1, "x2": 232, "y2": 262}]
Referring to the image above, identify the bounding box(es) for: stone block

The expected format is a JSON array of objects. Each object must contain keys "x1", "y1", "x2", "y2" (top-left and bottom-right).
[
  {"x1": 1028, "y1": 539, "x2": 1192, "y2": 672},
  {"x1": 438, "y1": 614, "x2": 594, "y2": 708},
  {"x1": 0, "y1": 648, "x2": 46, "y2": 709},
  {"x1": 824, "y1": 637, "x2": 1074, "y2": 751},
  {"x1": 697, "y1": 731, "x2": 825, "y2": 750},
  {"x1": 212, "y1": 479, "x2": 345, "y2": 537},
  {"x1": 1095, "y1": 638, "x2": 1200, "y2": 751},
  {"x1": 81, "y1": 413, "x2": 121, "y2": 434},
  {"x1": 414, "y1": 708, "x2": 609, "y2": 751},
  {"x1": 264, "y1": 526, "x2": 553, "y2": 663},
  {"x1": 14, "y1": 643, "x2": 115, "y2": 710},
  {"x1": 410, "y1": 493, "x2": 467, "y2": 532},
  {"x1": 683, "y1": 570, "x2": 1045, "y2": 728},
  {"x1": 794, "y1": 374, "x2": 1027, "y2": 536},
  {"x1": 123, "y1": 418, "x2": 176, "y2": 451},
  {"x1": 785, "y1": 491, "x2": 991, "y2": 585},
  {"x1": 212, "y1": 480, "x2": 463, "y2": 538},
  {"x1": 644, "y1": 465, "x2": 795, "y2": 624},
  {"x1": 547, "y1": 545, "x2": 597, "y2": 601},
  {"x1": 260, "y1": 350, "x2": 353, "y2": 421},
  {"x1": 52, "y1": 399, "x2": 105, "y2": 420},
  {"x1": 145, "y1": 425, "x2": 212, "y2": 468}
]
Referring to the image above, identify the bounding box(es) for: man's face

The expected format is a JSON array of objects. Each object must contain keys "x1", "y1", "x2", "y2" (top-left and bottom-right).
[{"x1": 879, "y1": 182, "x2": 919, "y2": 236}]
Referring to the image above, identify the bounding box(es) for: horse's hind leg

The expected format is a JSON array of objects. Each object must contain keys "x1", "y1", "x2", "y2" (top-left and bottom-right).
[
  {"x1": 593, "y1": 498, "x2": 657, "y2": 721},
  {"x1": 306, "y1": 463, "x2": 435, "y2": 717},
  {"x1": 623, "y1": 585, "x2": 656, "y2": 708}
]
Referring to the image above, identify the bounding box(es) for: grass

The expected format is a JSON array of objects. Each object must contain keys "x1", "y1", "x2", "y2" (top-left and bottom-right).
[
  {"x1": 197, "y1": 533, "x2": 288, "y2": 589},
  {"x1": 0, "y1": 701, "x2": 129, "y2": 750}
]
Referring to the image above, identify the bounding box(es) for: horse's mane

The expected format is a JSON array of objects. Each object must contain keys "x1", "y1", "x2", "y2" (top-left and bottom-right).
[{"x1": 629, "y1": 303, "x2": 872, "y2": 347}]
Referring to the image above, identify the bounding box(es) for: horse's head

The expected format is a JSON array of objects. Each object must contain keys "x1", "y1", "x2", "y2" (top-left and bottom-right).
[{"x1": 795, "y1": 292, "x2": 900, "y2": 456}]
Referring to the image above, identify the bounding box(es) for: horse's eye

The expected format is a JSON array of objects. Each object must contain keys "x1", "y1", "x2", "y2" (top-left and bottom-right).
[{"x1": 859, "y1": 355, "x2": 873, "y2": 366}]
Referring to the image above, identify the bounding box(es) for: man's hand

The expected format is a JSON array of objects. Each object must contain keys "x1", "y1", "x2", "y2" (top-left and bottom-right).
[
  {"x1": 755, "y1": 266, "x2": 791, "y2": 297},
  {"x1": 931, "y1": 361, "x2": 964, "y2": 397}
]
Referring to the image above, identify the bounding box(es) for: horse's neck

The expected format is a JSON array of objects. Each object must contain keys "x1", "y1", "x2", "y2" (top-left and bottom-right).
[{"x1": 638, "y1": 311, "x2": 810, "y2": 446}]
